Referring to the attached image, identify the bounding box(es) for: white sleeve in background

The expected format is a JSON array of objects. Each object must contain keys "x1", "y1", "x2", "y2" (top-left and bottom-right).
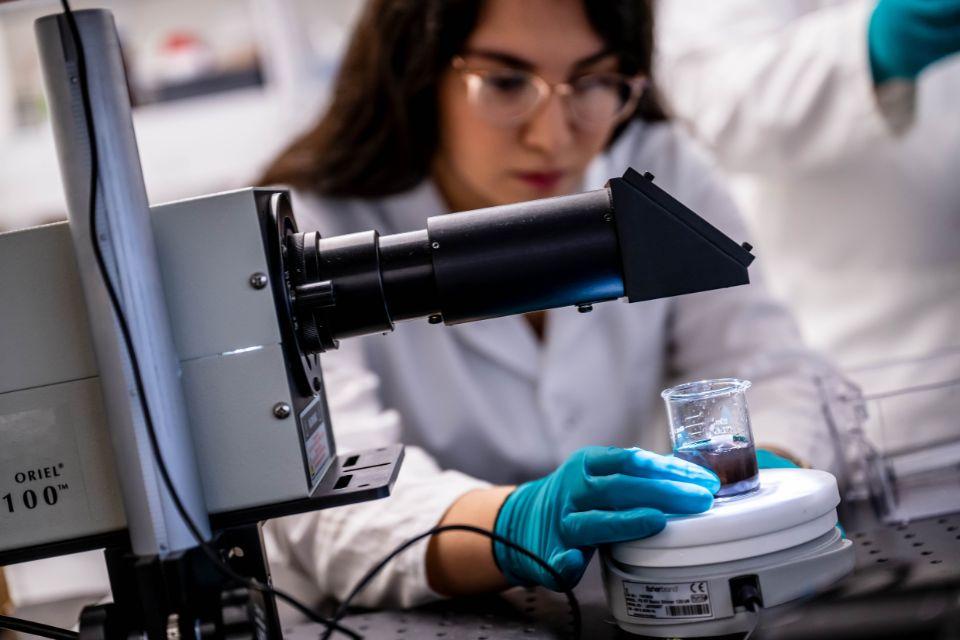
[
  {"x1": 263, "y1": 338, "x2": 489, "y2": 616},
  {"x1": 655, "y1": 0, "x2": 907, "y2": 174}
]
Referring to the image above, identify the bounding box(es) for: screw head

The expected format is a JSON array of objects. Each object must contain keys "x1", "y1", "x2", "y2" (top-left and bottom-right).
[
  {"x1": 431, "y1": 241, "x2": 440, "y2": 250},
  {"x1": 273, "y1": 402, "x2": 292, "y2": 419},
  {"x1": 249, "y1": 272, "x2": 268, "y2": 289},
  {"x1": 428, "y1": 314, "x2": 443, "y2": 324}
]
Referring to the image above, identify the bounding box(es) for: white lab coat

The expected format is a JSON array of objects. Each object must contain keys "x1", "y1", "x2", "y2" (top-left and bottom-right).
[
  {"x1": 655, "y1": 0, "x2": 960, "y2": 454},
  {"x1": 263, "y1": 121, "x2": 834, "y2": 613}
]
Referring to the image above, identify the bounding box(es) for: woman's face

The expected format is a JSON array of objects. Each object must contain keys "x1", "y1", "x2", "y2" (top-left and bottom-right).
[{"x1": 433, "y1": 0, "x2": 627, "y2": 211}]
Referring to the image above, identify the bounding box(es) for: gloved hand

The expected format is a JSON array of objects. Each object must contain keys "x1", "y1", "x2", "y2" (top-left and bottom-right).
[
  {"x1": 869, "y1": 0, "x2": 960, "y2": 83},
  {"x1": 493, "y1": 446, "x2": 720, "y2": 590},
  {"x1": 756, "y1": 448, "x2": 800, "y2": 469}
]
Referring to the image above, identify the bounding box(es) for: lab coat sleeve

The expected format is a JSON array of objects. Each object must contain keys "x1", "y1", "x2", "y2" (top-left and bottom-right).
[
  {"x1": 655, "y1": 0, "x2": 912, "y2": 174},
  {"x1": 661, "y1": 144, "x2": 840, "y2": 471},
  {"x1": 263, "y1": 337, "x2": 490, "y2": 614}
]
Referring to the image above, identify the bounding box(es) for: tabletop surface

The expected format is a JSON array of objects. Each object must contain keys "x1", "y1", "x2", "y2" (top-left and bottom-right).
[{"x1": 287, "y1": 506, "x2": 960, "y2": 640}]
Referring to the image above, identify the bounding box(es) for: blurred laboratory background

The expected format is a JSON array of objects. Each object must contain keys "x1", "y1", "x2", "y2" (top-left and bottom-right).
[{"x1": 0, "y1": 0, "x2": 363, "y2": 232}]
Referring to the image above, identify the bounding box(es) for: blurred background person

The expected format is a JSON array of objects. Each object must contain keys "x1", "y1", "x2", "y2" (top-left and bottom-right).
[{"x1": 655, "y1": 0, "x2": 960, "y2": 460}]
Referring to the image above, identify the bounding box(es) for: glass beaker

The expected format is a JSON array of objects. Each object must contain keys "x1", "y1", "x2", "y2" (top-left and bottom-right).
[{"x1": 662, "y1": 378, "x2": 759, "y2": 498}]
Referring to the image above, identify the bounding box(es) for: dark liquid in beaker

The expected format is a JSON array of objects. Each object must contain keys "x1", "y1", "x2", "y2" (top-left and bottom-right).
[{"x1": 675, "y1": 438, "x2": 759, "y2": 498}]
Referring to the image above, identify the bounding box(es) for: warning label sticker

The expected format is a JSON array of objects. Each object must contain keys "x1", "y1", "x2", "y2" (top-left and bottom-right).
[
  {"x1": 298, "y1": 397, "x2": 332, "y2": 491},
  {"x1": 623, "y1": 580, "x2": 713, "y2": 619}
]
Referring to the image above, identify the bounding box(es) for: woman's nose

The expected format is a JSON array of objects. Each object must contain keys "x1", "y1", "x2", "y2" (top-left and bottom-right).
[{"x1": 519, "y1": 93, "x2": 575, "y2": 155}]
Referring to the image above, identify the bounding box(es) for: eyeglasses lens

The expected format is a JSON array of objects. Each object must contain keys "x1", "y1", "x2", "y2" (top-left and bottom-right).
[
  {"x1": 469, "y1": 70, "x2": 636, "y2": 127},
  {"x1": 470, "y1": 70, "x2": 541, "y2": 124},
  {"x1": 568, "y1": 75, "x2": 633, "y2": 125}
]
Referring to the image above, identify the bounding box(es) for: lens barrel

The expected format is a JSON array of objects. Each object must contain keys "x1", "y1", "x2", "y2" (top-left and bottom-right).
[{"x1": 285, "y1": 188, "x2": 622, "y2": 353}]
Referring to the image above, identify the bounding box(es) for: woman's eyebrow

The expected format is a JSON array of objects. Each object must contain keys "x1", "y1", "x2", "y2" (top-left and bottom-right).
[
  {"x1": 572, "y1": 49, "x2": 618, "y2": 72},
  {"x1": 462, "y1": 47, "x2": 615, "y2": 72},
  {"x1": 462, "y1": 49, "x2": 535, "y2": 70}
]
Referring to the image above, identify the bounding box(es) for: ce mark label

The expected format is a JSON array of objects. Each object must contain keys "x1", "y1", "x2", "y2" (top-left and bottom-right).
[{"x1": 622, "y1": 579, "x2": 713, "y2": 619}]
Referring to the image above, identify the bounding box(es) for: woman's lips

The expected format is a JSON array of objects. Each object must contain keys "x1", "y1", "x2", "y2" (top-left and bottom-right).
[{"x1": 514, "y1": 170, "x2": 566, "y2": 191}]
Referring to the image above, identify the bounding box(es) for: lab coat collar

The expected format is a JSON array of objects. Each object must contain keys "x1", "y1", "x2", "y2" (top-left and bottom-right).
[
  {"x1": 446, "y1": 305, "x2": 600, "y2": 384},
  {"x1": 449, "y1": 315, "x2": 543, "y2": 381}
]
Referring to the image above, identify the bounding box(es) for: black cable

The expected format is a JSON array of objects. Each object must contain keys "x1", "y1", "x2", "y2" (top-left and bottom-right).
[
  {"x1": 0, "y1": 614, "x2": 78, "y2": 640},
  {"x1": 736, "y1": 582, "x2": 764, "y2": 640},
  {"x1": 742, "y1": 600, "x2": 762, "y2": 640},
  {"x1": 53, "y1": 3, "x2": 359, "y2": 639},
  {"x1": 320, "y1": 524, "x2": 582, "y2": 640}
]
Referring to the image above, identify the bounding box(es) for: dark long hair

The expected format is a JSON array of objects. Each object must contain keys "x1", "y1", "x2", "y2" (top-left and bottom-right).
[{"x1": 260, "y1": 0, "x2": 666, "y2": 197}]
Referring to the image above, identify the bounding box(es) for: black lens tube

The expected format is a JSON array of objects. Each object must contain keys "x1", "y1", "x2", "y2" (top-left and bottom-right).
[
  {"x1": 287, "y1": 188, "x2": 622, "y2": 350},
  {"x1": 377, "y1": 230, "x2": 441, "y2": 322},
  {"x1": 284, "y1": 168, "x2": 755, "y2": 353},
  {"x1": 426, "y1": 188, "x2": 622, "y2": 324}
]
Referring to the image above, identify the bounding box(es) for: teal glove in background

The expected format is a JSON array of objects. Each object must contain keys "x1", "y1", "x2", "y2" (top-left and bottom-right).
[
  {"x1": 493, "y1": 447, "x2": 720, "y2": 590},
  {"x1": 756, "y1": 448, "x2": 800, "y2": 469},
  {"x1": 869, "y1": 0, "x2": 960, "y2": 83}
]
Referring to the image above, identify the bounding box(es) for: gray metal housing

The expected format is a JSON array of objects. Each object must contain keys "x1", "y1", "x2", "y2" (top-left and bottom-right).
[{"x1": 0, "y1": 189, "x2": 335, "y2": 557}]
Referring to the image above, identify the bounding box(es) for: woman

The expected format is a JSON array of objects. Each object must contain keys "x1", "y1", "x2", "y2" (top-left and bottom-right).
[{"x1": 262, "y1": 0, "x2": 827, "y2": 611}]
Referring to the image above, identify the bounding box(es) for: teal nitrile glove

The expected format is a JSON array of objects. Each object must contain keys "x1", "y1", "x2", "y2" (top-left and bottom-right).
[
  {"x1": 756, "y1": 448, "x2": 800, "y2": 469},
  {"x1": 493, "y1": 447, "x2": 720, "y2": 590},
  {"x1": 869, "y1": 0, "x2": 960, "y2": 83}
]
